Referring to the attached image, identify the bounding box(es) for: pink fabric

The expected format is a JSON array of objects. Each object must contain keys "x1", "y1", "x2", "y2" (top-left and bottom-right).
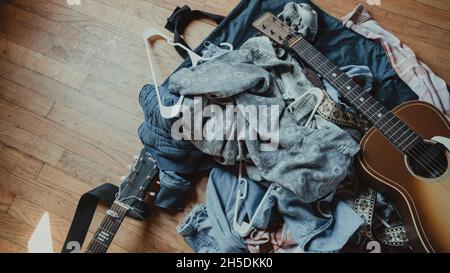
[
  {"x1": 342, "y1": 4, "x2": 450, "y2": 117},
  {"x1": 245, "y1": 223, "x2": 298, "y2": 253}
]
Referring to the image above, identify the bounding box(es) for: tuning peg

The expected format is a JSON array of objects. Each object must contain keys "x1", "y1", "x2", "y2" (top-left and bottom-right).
[
  {"x1": 120, "y1": 176, "x2": 126, "y2": 181},
  {"x1": 127, "y1": 165, "x2": 132, "y2": 170},
  {"x1": 156, "y1": 181, "x2": 160, "y2": 185},
  {"x1": 149, "y1": 192, "x2": 156, "y2": 197}
]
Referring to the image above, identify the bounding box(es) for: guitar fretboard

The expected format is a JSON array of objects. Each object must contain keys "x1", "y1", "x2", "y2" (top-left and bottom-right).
[
  {"x1": 291, "y1": 37, "x2": 423, "y2": 154},
  {"x1": 85, "y1": 202, "x2": 128, "y2": 253}
]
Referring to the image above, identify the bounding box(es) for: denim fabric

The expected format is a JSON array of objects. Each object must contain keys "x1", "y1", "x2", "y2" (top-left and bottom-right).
[
  {"x1": 178, "y1": 167, "x2": 365, "y2": 253},
  {"x1": 138, "y1": 0, "x2": 418, "y2": 209},
  {"x1": 139, "y1": 0, "x2": 417, "y2": 169},
  {"x1": 278, "y1": 2, "x2": 318, "y2": 41},
  {"x1": 169, "y1": 36, "x2": 360, "y2": 203},
  {"x1": 154, "y1": 170, "x2": 192, "y2": 211},
  {"x1": 177, "y1": 204, "x2": 220, "y2": 252},
  {"x1": 249, "y1": 184, "x2": 365, "y2": 252},
  {"x1": 178, "y1": 166, "x2": 261, "y2": 252},
  {"x1": 138, "y1": 84, "x2": 216, "y2": 174}
]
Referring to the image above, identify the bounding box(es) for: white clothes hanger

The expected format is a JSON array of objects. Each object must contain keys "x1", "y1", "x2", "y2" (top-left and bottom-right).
[
  {"x1": 233, "y1": 161, "x2": 277, "y2": 237},
  {"x1": 233, "y1": 161, "x2": 254, "y2": 237},
  {"x1": 286, "y1": 87, "x2": 325, "y2": 128},
  {"x1": 143, "y1": 28, "x2": 233, "y2": 119}
]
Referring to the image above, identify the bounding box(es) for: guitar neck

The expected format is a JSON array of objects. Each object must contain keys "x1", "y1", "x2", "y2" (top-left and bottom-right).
[
  {"x1": 290, "y1": 37, "x2": 422, "y2": 154},
  {"x1": 85, "y1": 201, "x2": 129, "y2": 253}
]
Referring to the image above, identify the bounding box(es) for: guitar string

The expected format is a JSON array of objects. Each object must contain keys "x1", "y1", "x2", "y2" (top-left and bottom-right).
[
  {"x1": 88, "y1": 157, "x2": 149, "y2": 253},
  {"x1": 90, "y1": 167, "x2": 156, "y2": 253},
  {"x1": 289, "y1": 33, "x2": 448, "y2": 177},
  {"x1": 261, "y1": 18, "x2": 447, "y2": 175},
  {"x1": 119, "y1": 158, "x2": 154, "y2": 206},
  {"x1": 90, "y1": 161, "x2": 146, "y2": 252},
  {"x1": 91, "y1": 203, "x2": 120, "y2": 252},
  {"x1": 88, "y1": 206, "x2": 113, "y2": 253},
  {"x1": 100, "y1": 159, "x2": 157, "y2": 253},
  {"x1": 296, "y1": 43, "x2": 448, "y2": 178},
  {"x1": 90, "y1": 203, "x2": 125, "y2": 253},
  {"x1": 88, "y1": 210, "x2": 112, "y2": 252},
  {"x1": 289, "y1": 32, "x2": 447, "y2": 171},
  {"x1": 296, "y1": 48, "x2": 448, "y2": 179},
  {"x1": 291, "y1": 42, "x2": 444, "y2": 168},
  {"x1": 94, "y1": 177, "x2": 149, "y2": 252},
  {"x1": 121, "y1": 169, "x2": 155, "y2": 207},
  {"x1": 117, "y1": 156, "x2": 145, "y2": 202}
]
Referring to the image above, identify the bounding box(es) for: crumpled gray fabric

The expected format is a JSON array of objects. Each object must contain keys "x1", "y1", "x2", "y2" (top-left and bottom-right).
[
  {"x1": 168, "y1": 36, "x2": 360, "y2": 203},
  {"x1": 278, "y1": 2, "x2": 318, "y2": 41}
]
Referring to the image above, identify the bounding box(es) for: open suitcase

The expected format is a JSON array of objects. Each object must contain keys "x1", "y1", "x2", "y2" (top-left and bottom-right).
[{"x1": 64, "y1": 0, "x2": 446, "y2": 254}]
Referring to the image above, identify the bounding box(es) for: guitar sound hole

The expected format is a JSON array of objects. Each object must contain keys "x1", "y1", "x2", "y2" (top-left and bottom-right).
[{"x1": 406, "y1": 142, "x2": 448, "y2": 179}]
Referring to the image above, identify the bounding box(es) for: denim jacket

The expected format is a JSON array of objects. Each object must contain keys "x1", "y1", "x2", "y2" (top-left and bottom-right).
[{"x1": 178, "y1": 166, "x2": 364, "y2": 252}]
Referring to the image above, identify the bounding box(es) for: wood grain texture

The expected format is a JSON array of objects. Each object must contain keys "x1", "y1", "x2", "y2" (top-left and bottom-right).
[{"x1": 0, "y1": 0, "x2": 448, "y2": 253}]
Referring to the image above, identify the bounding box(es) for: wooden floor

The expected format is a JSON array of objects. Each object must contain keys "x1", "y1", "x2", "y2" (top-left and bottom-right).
[{"x1": 0, "y1": 0, "x2": 449, "y2": 253}]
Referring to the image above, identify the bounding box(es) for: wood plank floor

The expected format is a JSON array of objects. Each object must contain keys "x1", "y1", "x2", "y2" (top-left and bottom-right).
[{"x1": 0, "y1": 0, "x2": 449, "y2": 253}]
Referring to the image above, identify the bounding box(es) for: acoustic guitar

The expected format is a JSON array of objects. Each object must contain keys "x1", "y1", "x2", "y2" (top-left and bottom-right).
[{"x1": 253, "y1": 13, "x2": 450, "y2": 253}]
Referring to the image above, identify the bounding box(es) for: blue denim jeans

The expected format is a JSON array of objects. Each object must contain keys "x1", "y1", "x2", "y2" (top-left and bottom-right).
[{"x1": 177, "y1": 166, "x2": 364, "y2": 253}]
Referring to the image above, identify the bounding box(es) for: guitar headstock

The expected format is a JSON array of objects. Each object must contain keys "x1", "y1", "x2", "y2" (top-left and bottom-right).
[
  {"x1": 252, "y1": 12, "x2": 301, "y2": 47},
  {"x1": 116, "y1": 149, "x2": 159, "y2": 209}
]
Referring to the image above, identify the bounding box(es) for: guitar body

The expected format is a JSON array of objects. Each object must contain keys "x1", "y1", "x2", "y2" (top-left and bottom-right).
[{"x1": 358, "y1": 101, "x2": 450, "y2": 252}]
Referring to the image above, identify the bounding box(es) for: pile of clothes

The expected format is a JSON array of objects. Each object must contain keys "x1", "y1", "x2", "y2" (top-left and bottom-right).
[{"x1": 138, "y1": 1, "x2": 449, "y2": 253}]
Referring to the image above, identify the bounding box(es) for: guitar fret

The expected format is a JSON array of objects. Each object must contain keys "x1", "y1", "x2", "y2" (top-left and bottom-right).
[
  {"x1": 396, "y1": 130, "x2": 415, "y2": 148},
  {"x1": 362, "y1": 101, "x2": 378, "y2": 114},
  {"x1": 93, "y1": 238, "x2": 109, "y2": 248},
  {"x1": 350, "y1": 93, "x2": 364, "y2": 104},
  {"x1": 293, "y1": 41, "x2": 424, "y2": 153},
  {"x1": 377, "y1": 115, "x2": 396, "y2": 130},
  {"x1": 315, "y1": 60, "x2": 328, "y2": 71},
  {"x1": 395, "y1": 126, "x2": 408, "y2": 142},
  {"x1": 384, "y1": 120, "x2": 402, "y2": 136},
  {"x1": 82, "y1": 149, "x2": 158, "y2": 254},
  {"x1": 309, "y1": 52, "x2": 321, "y2": 61},
  {"x1": 358, "y1": 97, "x2": 372, "y2": 109},
  {"x1": 298, "y1": 43, "x2": 311, "y2": 55},
  {"x1": 402, "y1": 135, "x2": 420, "y2": 150},
  {"x1": 368, "y1": 107, "x2": 386, "y2": 120},
  {"x1": 254, "y1": 16, "x2": 425, "y2": 155},
  {"x1": 328, "y1": 73, "x2": 345, "y2": 85},
  {"x1": 388, "y1": 121, "x2": 406, "y2": 137},
  {"x1": 100, "y1": 226, "x2": 115, "y2": 236},
  {"x1": 86, "y1": 205, "x2": 127, "y2": 253}
]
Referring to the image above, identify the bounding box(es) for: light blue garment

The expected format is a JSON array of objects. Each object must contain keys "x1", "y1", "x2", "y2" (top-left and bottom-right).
[
  {"x1": 177, "y1": 166, "x2": 365, "y2": 253},
  {"x1": 169, "y1": 37, "x2": 360, "y2": 203},
  {"x1": 153, "y1": 64, "x2": 372, "y2": 211},
  {"x1": 154, "y1": 170, "x2": 192, "y2": 211}
]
